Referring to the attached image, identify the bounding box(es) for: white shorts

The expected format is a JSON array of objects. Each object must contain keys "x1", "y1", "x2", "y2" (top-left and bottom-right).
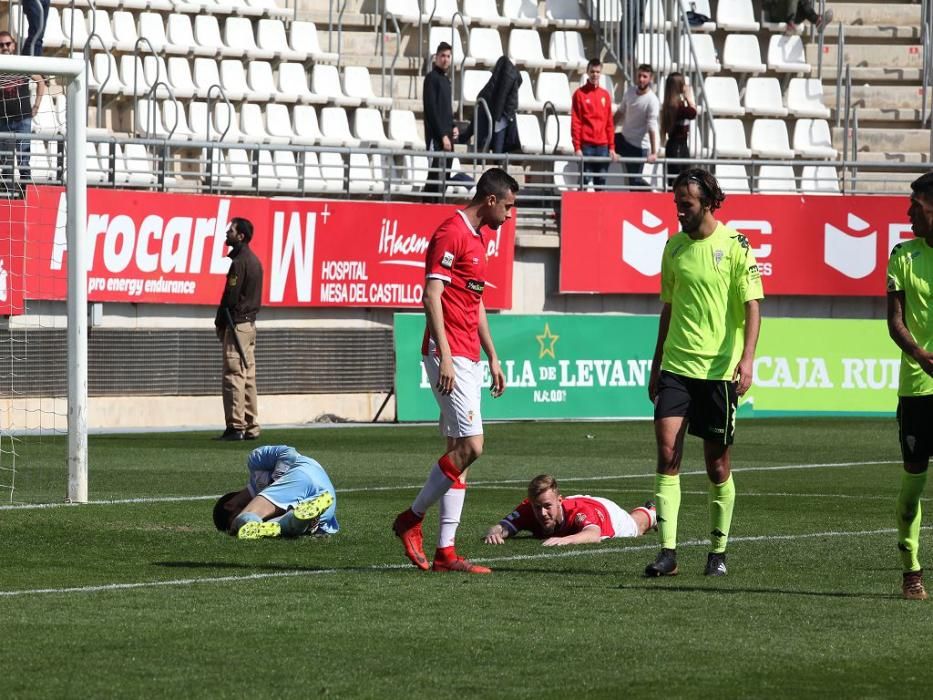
[
  {"x1": 569, "y1": 496, "x2": 639, "y2": 539},
  {"x1": 423, "y1": 354, "x2": 484, "y2": 438}
]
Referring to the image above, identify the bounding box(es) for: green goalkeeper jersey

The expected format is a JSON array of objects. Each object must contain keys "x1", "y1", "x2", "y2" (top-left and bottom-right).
[
  {"x1": 886, "y1": 237, "x2": 933, "y2": 397},
  {"x1": 660, "y1": 221, "x2": 764, "y2": 380}
]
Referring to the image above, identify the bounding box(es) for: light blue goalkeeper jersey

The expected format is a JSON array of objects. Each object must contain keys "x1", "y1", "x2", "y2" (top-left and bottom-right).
[{"x1": 246, "y1": 445, "x2": 339, "y2": 534}]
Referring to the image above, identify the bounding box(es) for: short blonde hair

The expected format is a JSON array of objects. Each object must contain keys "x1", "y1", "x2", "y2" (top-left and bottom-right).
[{"x1": 527, "y1": 474, "x2": 560, "y2": 500}]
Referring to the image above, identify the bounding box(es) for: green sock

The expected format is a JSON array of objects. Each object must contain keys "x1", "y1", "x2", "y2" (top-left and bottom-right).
[
  {"x1": 708, "y1": 474, "x2": 736, "y2": 554},
  {"x1": 896, "y1": 470, "x2": 927, "y2": 572},
  {"x1": 655, "y1": 473, "x2": 681, "y2": 550}
]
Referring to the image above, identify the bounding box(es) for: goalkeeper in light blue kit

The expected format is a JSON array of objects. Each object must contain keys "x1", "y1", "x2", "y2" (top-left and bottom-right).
[{"x1": 212, "y1": 445, "x2": 339, "y2": 540}]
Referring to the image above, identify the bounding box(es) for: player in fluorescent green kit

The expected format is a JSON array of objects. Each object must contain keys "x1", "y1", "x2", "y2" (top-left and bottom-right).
[
  {"x1": 644, "y1": 168, "x2": 763, "y2": 577},
  {"x1": 887, "y1": 170, "x2": 933, "y2": 601}
]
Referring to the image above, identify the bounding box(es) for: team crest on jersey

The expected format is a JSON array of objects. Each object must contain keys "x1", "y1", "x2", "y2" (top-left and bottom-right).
[
  {"x1": 467, "y1": 410, "x2": 475, "y2": 424},
  {"x1": 228, "y1": 274, "x2": 238, "y2": 286},
  {"x1": 441, "y1": 251, "x2": 454, "y2": 268},
  {"x1": 574, "y1": 513, "x2": 588, "y2": 526},
  {"x1": 713, "y1": 249, "x2": 724, "y2": 266}
]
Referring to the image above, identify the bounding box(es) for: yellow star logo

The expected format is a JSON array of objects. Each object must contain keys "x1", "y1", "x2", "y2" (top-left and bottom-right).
[{"x1": 536, "y1": 323, "x2": 559, "y2": 359}]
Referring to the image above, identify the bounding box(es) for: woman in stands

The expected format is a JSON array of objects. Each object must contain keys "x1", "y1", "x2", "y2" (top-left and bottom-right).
[{"x1": 660, "y1": 73, "x2": 697, "y2": 191}]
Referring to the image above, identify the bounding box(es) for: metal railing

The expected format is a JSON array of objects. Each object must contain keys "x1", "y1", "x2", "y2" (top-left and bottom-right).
[
  {"x1": 450, "y1": 11, "x2": 468, "y2": 119},
  {"x1": 380, "y1": 8, "x2": 401, "y2": 102}
]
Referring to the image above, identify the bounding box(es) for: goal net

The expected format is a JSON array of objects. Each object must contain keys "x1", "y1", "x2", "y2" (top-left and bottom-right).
[{"x1": 0, "y1": 53, "x2": 87, "y2": 505}]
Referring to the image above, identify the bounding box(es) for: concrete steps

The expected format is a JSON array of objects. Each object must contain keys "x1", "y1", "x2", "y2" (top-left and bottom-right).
[
  {"x1": 833, "y1": 126, "x2": 931, "y2": 154},
  {"x1": 807, "y1": 43, "x2": 925, "y2": 70}
]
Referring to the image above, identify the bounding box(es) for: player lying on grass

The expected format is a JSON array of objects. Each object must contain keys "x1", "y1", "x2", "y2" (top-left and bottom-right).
[
  {"x1": 212, "y1": 445, "x2": 338, "y2": 540},
  {"x1": 483, "y1": 474, "x2": 657, "y2": 546}
]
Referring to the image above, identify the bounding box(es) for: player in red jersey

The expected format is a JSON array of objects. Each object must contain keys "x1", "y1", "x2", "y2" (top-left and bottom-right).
[
  {"x1": 393, "y1": 167, "x2": 518, "y2": 574},
  {"x1": 483, "y1": 474, "x2": 657, "y2": 546}
]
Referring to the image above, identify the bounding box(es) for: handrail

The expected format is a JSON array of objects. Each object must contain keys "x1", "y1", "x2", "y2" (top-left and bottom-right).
[
  {"x1": 205, "y1": 83, "x2": 233, "y2": 142},
  {"x1": 145, "y1": 80, "x2": 179, "y2": 189},
  {"x1": 673, "y1": 1, "x2": 715, "y2": 158},
  {"x1": 921, "y1": 13, "x2": 930, "y2": 126},
  {"x1": 542, "y1": 100, "x2": 558, "y2": 156},
  {"x1": 834, "y1": 22, "x2": 845, "y2": 127},
  {"x1": 81, "y1": 33, "x2": 110, "y2": 130},
  {"x1": 381, "y1": 8, "x2": 401, "y2": 104},
  {"x1": 131, "y1": 37, "x2": 160, "y2": 130},
  {"x1": 851, "y1": 105, "x2": 859, "y2": 191},
  {"x1": 148, "y1": 81, "x2": 180, "y2": 142},
  {"x1": 841, "y1": 63, "x2": 851, "y2": 190},
  {"x1": 451, "y1": 11, "x2": 468, "y2": 120},
  {"x1": 336, "y1": 0, "x2": 347, "y2": 68},
  {"x1": 474, "y1": 96, "x2": 492, "y2": 155},
  {"x1": 815, "y1": 0, "x2": 826, "y2": 77},
  {"x1": 588, "y1": 0, "x2": 628, "y2": 84}
]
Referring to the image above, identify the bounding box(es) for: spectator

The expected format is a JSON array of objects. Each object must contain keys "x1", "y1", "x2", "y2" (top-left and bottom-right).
[
  {"x1": 614, "y1": 63, "x2": 659, "y2": 189},
  {"x1": 659, "y1": 73, "x2": 697, "y2": 191},
  {"x1": 0, "y1": 31, "x2": 46, "y2": 190},
  {"x1": 468, "y1": 56, "x2": 521, "y2": 154},
  {"x1": 571, "y1": 58, "x2": 617, "y2": 189},
  {"x1": 21, "y1": 0, "x2": 50, "y2": 57},
  {"x1": 214, "y1": 217, "x2": 263, "y2": 442},
  {"x1": 422, "y1": 41, "x2": 459, "y2": 196},
  {"x1": 764, "y1": 1, "x2": 834, "y2": 34}
]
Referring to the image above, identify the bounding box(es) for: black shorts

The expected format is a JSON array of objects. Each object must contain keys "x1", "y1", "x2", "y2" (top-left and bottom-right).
[
  {"x1": 897, "y1": 395, "x2": 933, "y2": 462},
  {"x1": 654, "y1": 370, "x2": 738, "y2": 445}
]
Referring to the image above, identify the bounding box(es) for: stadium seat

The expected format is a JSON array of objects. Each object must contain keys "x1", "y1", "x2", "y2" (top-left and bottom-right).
[
  {"x1": 553, "y1": 159, "x2": 582, "y2": 190},
  {"x1": 37, "y1": 7, "x2": 66, "y2": 50},
  {"x1": 464, "y1": 0, "x2": 509, "y2": 27},
  {"x1": 219, "y1": 60, "x2": 255, "y2": 101},
  {"x1": 241, "y1": 103, "x2": 287, "y2": 143},
  {"x1": 343, "y1": 66, "x2": 393, "y2": 108},
  {"x1": 793, "y1": 119, "x2": 838, "y2": 158},
  {"x1": 31, "y1": 95, "x2": 60, "y2": 135},
  {"x1": 312, "y1": 65, "x2": 362, "y2": 108},
  {"x1": 173, "y1": 0, "x2": 202, "y2": 15},
  {"x1": 264, "y1": 103, "x2": 298, "y2": 142},
  {"x1": 231, "y1": 0, "x2": 263, "y2": 18},
  {"x1": 743, "y1": 77, "x2": 788, "y2": 117},
  {"x1": 213, "y1": 101, "x2": 246, "y2": 141},
  {"x1": 257, "y1": 19, "x2": 306, "y2": 62},
  {"x1": 290, "y1": 21, "x2": 338, "y2": 63},
  {"x1": 750, "y1": 119, "x2": 795, "y2": 159},
  {"x1": 224, "y1": 147, "x2": 256, "y2": 190},
  {"x1": 224, "y1": 16, "x2": 273, "y2": 60},
  {"x1": 87, "y1": 53, "x2": 123, "y2": 95},
  {"x1": 722, "y1": 34, "x2": 765, "y2": 74},
  {"x1": 30, "y1": 139, "x2": 59, "y2": 183},
  {"x1": 246, "y1": 0, "x2": 291, "y2": 19},
  {"x1": 162, "y1": 99, "x2": 196, "y2": 139},
  {"x1": 164, "y1": 15, "x2": 211, "y2": 57},
  {"x1": 536, "y1": 72, "x2": 573, "y2": 112},
  {"x1": 247, "y1": 62, "x2": 276, "y2": 103},
  {"x1": 516, "y1": 114, "x2": 544, "y2": 153},
  {"x1": 111, "y1": 10, "x2": 141, "y2": 52},
  {"x1": 767, "y1": 35, "x2": 811, "y2": 73},
  {"x1": 61, "y1": 7, "x2": 89, "y2": 49},
  {"x1": 508, "y1": 29, "x2": 556, "y2": 70},
  {"x1": 800, "y1": 165, "x2": 840, "y2": 193},
  {"x1": 194, "y1": 15, "x2": 236, "y2": 57},
  {"x1": 468, "y1": 27, "x2": 506, "y2": 67},
  {"x1": 298, "y1": 151, "x2": 329, "y2": 193},
  {"x1": 549, "y1": 31, "x2": 588, "y2": 72},
  {"x1": 188, "y1": 101, "x2": 216, "y2": 140},
  {"x1": 349, "y1": 153, "x2": 383, "y2": 194},
  {"x1": 716, "y1": 0, "x2": 760, "y2": 31},
  {"x1": 292, "y1": 104, "x2": 325, "y2": 145},
  {"x1": 135, "y1": 98, "x2": 166, "y2": 137},
  {"x1": 320, "y1": 151, "x2": 351, "y2": 192},
  {"x1": 715, "y1": 163, "x2": 751, "y2": 193},
  {"x1": 502, "y1": 0, "x2": 545, "y2": 27},
  {"x1": 165, "y1": 57, "x2": 196, "y2": 99},
  {"x1": 319, "y1": 107, "x2": 361, "y2": 147},
  {"x1": 756, "y1": 164, "x2": 798, "y2": 192},
  {"x1": 388, "y1": 109, "x2": 422, "y2": 148},
  {"x1": 546, "y1": 0, "x2": 588, "y2": 29},
  {"x1": 703, "y1": 76, "x2": 745, "y2": 116},
  {"x1": 423, "y1": 0, "x2": 466, "y2": 26},
  {"x1": 544, "y1": 113, "x2": 573, "y2": 154},
  {"x1": 404, "y1": 154, "x2": 430, "y2": 192},
  {"x1": 384, "y1": 0, "x2": 425, "y2": 24},
  {"x1": 680, "y1": 0, "x2": 716, "y2": 31},
  {"x1": 786, "y1": 78, "x2": 831, "y2": 118},
  {"x1": 384, "y1": 155, "x2": 413, "y2": 194},
  {"x1": 138, "y1": 12, "x2": 180, "y2": 54},
  {"x1": 587, "y1": 0, "x2": 623, "y2": 23},
  {"x1": 518, "y1": 70, "x2": 544, "y2": 111},
  {"x1": 85, "y1": 141, "x2": 107, "y2": 185},
  {"x1": 461, "y1": 70, "x2": 492, "y2": 105},
  {"x1": 353, "y1": 107, "x2": 404, "y2": 149},
  {"x1": 85, "y1": 9, "x2": 118, "y2": 51},
  {"x1": 121, "y1": 143, "x2": 157, "y2": 187},
  {"x1": 636, "y1": 33, "x2": 675, "y2": 73},
  {"x1": 193, "y1": 59, "x2": 222, "y2": 99},
  {"x1": 258, "y1": 150, "x2": 300, "y2": 191},
  {"x1": 679, "y1": 33, "x2": 720, "y2": 74},
  {"x1": 277, "y1": 63, "x2": 326, "y2": 104},
  {"x1": 119, "y1": 55, "x2": 157, "y2": 96},
  {"x1": 643, "y1": 0, "x2": 671, "y2": 31},
  {"x1": 712, "y1": 118, "x2": 752, "y2": 157}
]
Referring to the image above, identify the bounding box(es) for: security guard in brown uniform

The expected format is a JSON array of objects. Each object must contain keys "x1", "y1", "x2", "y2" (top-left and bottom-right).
[{"x1": 214, "y1": 217, "x2": 263, "y2": 441}]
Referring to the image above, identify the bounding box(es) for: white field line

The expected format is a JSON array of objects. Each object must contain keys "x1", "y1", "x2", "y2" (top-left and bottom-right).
[
  {"x1": 0, "y1": 459, "x2": 897, "y2": 511},
  {"x1": 0, "y1": 526, "x2": 919, "y2": 599},
  {"x1": 471, "y1": 485, "x2": 894, "y2": 501}
]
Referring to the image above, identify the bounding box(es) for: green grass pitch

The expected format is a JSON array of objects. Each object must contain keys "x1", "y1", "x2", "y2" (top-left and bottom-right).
[{"x1": 2, "y1": 418, "x2": 933, "y2": 698}]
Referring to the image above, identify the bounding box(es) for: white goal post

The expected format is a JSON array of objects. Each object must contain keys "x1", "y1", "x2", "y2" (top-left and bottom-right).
[{"x1": 0, "y1": 54, "x2": 87, "y2": 503}]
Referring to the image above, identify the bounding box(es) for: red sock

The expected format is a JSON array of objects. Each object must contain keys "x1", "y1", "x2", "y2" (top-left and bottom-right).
[{"x1": 435, "y1": 545, "x2": 457, "y2": 561}]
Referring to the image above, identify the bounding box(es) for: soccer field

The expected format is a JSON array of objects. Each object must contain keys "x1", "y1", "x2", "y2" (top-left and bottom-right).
[{"x1": 2, "y1": 418, "x2": 932, "y2": 698}]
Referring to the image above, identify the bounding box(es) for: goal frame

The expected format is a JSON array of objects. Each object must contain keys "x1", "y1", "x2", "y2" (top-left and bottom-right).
[{"x1": 0, "y1": 55, "x2": 88, "y2": 502}]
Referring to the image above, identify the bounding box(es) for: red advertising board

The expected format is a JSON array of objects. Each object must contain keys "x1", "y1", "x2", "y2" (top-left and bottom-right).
[
  {"x1": 13, "y1": 187, "x2": 515, "y2": 311},
  {"x1": 560, "y1": 191, "x2": 914, "y2": 296},
  {"x1": 0, "y1": 197, "x2": 26, "y2": 316}
]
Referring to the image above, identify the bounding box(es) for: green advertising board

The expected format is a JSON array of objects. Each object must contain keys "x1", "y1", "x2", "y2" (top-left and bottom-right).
[{"x1": 394, "y1": 314, "x2": 902, "y2": 421}]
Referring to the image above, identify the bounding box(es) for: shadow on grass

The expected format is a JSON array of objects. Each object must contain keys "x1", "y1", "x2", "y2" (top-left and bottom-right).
[{"x1": 617, "y1": 582, "x2": 896, "y2": 600}]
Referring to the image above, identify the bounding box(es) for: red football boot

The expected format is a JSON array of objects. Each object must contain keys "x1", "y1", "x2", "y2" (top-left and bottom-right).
[{"x1": 392, "y1": 508, "x2": 429, "y2": 570}]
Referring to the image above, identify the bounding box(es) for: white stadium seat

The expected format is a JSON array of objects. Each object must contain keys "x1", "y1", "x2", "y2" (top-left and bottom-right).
[
  {"x1": 793, "y1": 119, "x2": 838, "y2": 158},
  {"x1": 716, "y1": 0, "x2": 760, "y2": 31},
  {"x1": 800, "y1": 165, "x2": 840, "y2": 193},
  {"x1": 247, "y1": 62, "x2": 276, "y2": 102},
  {"x1": 516, "y1": 113, "x2": 544, "y2": 153},
  {"x1": 546, "y1": 0, "x2": 588, "y2": 29},
  {"x1": 508, "y1": 29, "x2": 556, "y2": 69},
  {"x1": 166, "y1": 14, "x2": 215, "y2": 57},
  {"x1": 502, "y1": 0, "x2": 545, "y2": 27},
  {"x1": 750, "y1": 119, "x2": 795, "y2": 159},
  {"x1": 636, "y1": 33, "x2": 675, "y2": 73},
  {"x1": 722, "y1": 34, "x2": 765, "y2": 74},
  {"x1": 461, "y1": 70, "x2": 492, "y2": 105},
  {"x1": 343, "y1": 66, "x2": 393, "y2": 108},
  {"x1": 257, "y1": 19, "x2": 306, "y2": 62},
  {"x1": 277, "y1": 63, "x2": 326, "y2": 104},
  {"x1": 549, "y1": 30, "x2": 588, "y2": 72},
  {"x1": 292, "y1": 105, "x2": 325, "y2": 145},
  {"x1": 715, "y1": 163, "x2": 751, "y2": 193},
  {"x1": 353, "y1": 107, "x2": 404, "y2": 149},
  {"x1": 756, "y1": 164, "x2": 798, "y2": 193},
  {"x1": 680, "y1": 33, "x2": 720, "y2": 74},
  {"x1": 768, "y1": 34, "x2": 811, "y2": 73},
  {"x1": 703, "y1": 76, "x2": 745, "y2": 116},
  {"x1": 518, "y1": 70, "x2": 544, "y2": 111},
  {"x1": 712, "y1": 118, "x2": 752, "y2": 158},
  {"x1": 468, "y1": 27, "x2": 505, "y2": 67},
  {"x1": 389, "y1": 109, "x2": 422, "y2": 148},
  {"x1": 786, "y1": 78, "x2": 831, "y2": 118},
  {"x1": 744, "y1": 77, "x2": 788, "y2": 117},
  {"x1": 224, "y1": 16, "x2": 273, "y2": 60},
  {"x1": 536, "y1": 72, "x2": 573, "y2": 112},
  {"x1": 319, "y1": 106, "x2": 361, "y2": 147},
  {"x1": 312, "y1": 65, "x2": 362, "y2": 108},
  {"x1": 544, "y1": 113, "x2": 573, "y2": 154},
  {"x1": 265, "y1": 103, "x2": 299, "y2": 142},
  {"x1": 290, "y1": 21, "x2": 338, "y2": 63},
  {"x1": 464, "y1": 0, "x2": 509, "y2": 27}
]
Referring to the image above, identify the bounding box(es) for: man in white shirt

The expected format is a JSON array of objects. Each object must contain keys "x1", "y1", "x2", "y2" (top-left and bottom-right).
[{"x1": 614, "y1": 64, "x2": 659, "y2": 189}]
